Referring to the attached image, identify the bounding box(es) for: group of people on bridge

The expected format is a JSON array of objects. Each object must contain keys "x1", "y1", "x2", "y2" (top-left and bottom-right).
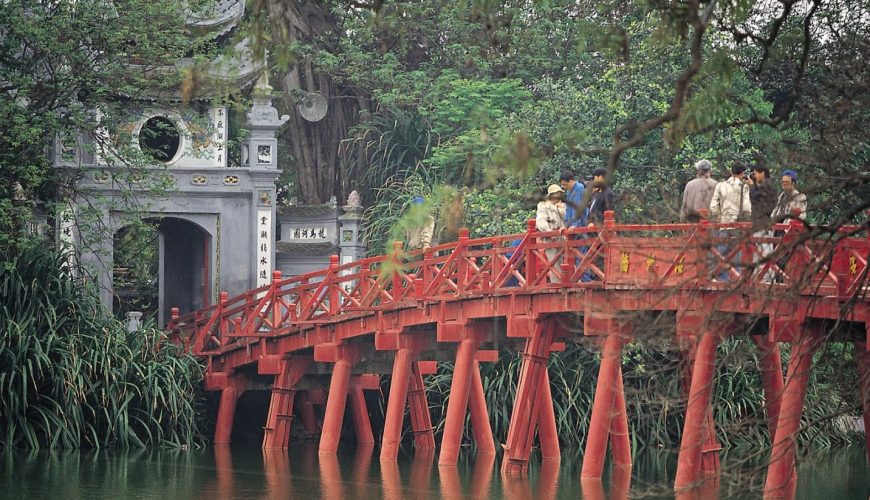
[
  {"x1": 680, "y1": 160, "x2": 807, "y2": 227},
  {"x1": 398, "y1": 162, "x2": 813, "y2": 284},
  {"x1": 536, "y1": 161, "x2": 808, "y2": 238}
]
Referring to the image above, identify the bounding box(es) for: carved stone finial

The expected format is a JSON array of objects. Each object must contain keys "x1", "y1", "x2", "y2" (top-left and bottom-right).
[
  {"x1": 328, "y1": 195, "x2": 338, "y2": 208},
  {"x1": 253, "y1": 69, "x2": 272, "y2": 97},
  {"x1": 344, "y1": 190, "x2": 362, "y2": 210}
]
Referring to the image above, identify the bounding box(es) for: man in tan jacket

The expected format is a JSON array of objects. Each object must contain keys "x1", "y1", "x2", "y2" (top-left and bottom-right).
[
  {"x1": 709, "y1": 162, "x2": 752, "y2": 224},
  {"x1": 709, "y1": 162, "x2": 752, "y2": 280},
  {"x1": 536, "y1": 184, "x2": 566, "y2": 281}
]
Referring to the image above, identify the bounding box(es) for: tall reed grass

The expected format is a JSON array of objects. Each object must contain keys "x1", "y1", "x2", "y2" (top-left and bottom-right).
[{"x1": 0, "y1": 241, "x2": 204, "y2": 450}]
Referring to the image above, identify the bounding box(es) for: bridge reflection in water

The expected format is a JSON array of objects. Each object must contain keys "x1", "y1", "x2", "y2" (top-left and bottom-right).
[
  {"x1": 0, "y1": 446, "x2": 864, "y2": 498},
  {"x1": 216, "y1": 445, "x2": 583, "y2": 499},
  {"x1": 172, "y1": 211, "x2": 870, "y2": 499},
  {"x1": 203, "y1": 445, "x2": 868, "y2": 499}
]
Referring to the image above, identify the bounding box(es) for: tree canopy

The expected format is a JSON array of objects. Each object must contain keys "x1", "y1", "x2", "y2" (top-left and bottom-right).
[{"x1": 243, "y1": 0, "x2": 867, "y2": 251}]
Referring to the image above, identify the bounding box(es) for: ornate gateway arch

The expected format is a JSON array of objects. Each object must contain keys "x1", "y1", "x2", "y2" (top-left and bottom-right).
[{"x1": 54, "y1": 1, "x2": 288, "y2": 325}]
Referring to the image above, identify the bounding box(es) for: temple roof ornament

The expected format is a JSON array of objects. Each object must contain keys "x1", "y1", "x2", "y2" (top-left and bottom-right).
[
  {"x1": 188, "y1": 0, "x2": 245, "y2": 36},
  {"x1": 344, "y1": 190, "x2": 362, "y2": 211},
  {"x1": 247, "y1": 71, "x2": 289, "y2": 130}
]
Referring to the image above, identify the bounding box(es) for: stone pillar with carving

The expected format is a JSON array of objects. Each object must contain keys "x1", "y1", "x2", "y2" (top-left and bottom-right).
[
  {"x1": 338, "y1": 191, "x2": 367, "y2": 297},
  {"x1": 245, "y1": 73, "x2": 289, "y2": 288},
  {"x1": 339, "y1": 190, "x2": 367, "y2": 264}
]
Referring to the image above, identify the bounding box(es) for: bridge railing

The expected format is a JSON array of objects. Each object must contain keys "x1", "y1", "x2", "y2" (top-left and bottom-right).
[{"x1": 167, "y1": 212, "x2": 868, "y2": 355}]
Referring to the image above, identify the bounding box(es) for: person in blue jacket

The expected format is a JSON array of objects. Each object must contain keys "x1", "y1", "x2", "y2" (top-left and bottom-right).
[
  {"x1": 560, "y1": 170, "x2": 589, "y2": 280},
  {"x1": 560, "y1": 170, "x2": 588, "y2": 228}
]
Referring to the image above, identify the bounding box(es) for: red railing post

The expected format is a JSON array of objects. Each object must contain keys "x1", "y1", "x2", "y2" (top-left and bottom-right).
[
  {"x1": 782, "y1": 210, "x2": 806, "y2": 286},
  {"x1": 328, "y1": 255, "x2": 340, "y2": 315},
  {"x1": 409, "y1": 274, "x2": 423, "y2": 299},
  {"x1": 422, "y1": 247, "x2": 434, "y2": 288},
  {"x1": 169, "y1": 307, "x2": 179, "y2": 328},
  {"x1": 218, "y1": 290, "x2": 229, "y2": 344},
  {"x1": 561, "y1": 236, "x2": 573, "y2": 285},
  {"x1": 457, "y1": 228, "x2": 470, "y2": 294},
  {"x1": 271, "y1": 270, "x2": 283, "y2": 329},
  {"x1": 169, "y1": 307, "x2": 183, "y2": 347},
  {"x1": 602, "y1": 211, "x2": 616, "y2": 283},
  {"x1": 480, "y1": 270, "x2": 491, "y2": 292},
  {"x1": 697, "y1": 209, "x2": 710, "y2": 284},
  {"x1": 359, "y1": 264, "x2": 371, "y2": 305},
  {"x1": 392, "y1": 241, "x2": 404, "y2": 302},
  {"x1": 525, "y1": 219, "x2": 537, "y2": 286},
  {"x1": 299, "y1": 277, "x2": 310, "y2": 319}
]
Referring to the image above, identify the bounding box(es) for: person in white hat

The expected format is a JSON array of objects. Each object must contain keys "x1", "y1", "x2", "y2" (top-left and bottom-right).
[{"x1": 536, "y1": 184, "x2": 566, "y2": 281}]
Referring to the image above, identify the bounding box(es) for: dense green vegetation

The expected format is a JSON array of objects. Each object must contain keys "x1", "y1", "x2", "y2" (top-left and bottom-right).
[{"x1": 0, "y1": 242, "x2": 204, "y2": 449}]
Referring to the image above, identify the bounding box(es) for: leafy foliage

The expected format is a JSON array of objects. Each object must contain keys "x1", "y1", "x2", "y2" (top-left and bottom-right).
[
  {"x1": 0, "y1": 240, "x2": 204, "y2": 449},
  {"x1": 0, "y1": 0, "x2": 217, "y2": 251}
]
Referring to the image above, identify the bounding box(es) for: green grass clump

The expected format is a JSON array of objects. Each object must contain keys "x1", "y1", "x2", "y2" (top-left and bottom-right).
[{"x1": 0, "y1": 241, "x2": 205, "y2": 450}]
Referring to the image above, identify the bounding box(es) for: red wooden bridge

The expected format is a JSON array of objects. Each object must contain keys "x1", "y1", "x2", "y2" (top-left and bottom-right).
[{"x1": 168, "y1": 211, "x2": 870, "y2": 498}]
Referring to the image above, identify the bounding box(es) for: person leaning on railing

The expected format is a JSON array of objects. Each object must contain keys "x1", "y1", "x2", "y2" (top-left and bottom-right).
[
  {"x1": 771, "y1": 169, "x2": 807, "y2": 224},
  {"x1": 406, "y1": 196, "x2": 436, "y2": 252},
  {"x1": 536, "y1": 184, "x2": 567, "y2": 282},
  {"x1": 769, "y1": 169, "x2": 808, "y2": 282}
]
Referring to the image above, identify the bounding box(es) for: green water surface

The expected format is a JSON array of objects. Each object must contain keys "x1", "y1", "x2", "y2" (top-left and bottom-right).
[{"x1": 0, "y1": 445, "x2": 866, "y2": 499}]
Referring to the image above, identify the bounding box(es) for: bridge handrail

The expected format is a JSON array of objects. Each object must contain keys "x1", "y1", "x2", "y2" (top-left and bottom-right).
[{"x1": 167, "y1": 212, "x2": 869, "y2": 354}]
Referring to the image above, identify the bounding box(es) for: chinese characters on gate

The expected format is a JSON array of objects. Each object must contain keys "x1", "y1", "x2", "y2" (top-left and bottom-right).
[
  {"x1": 289, "y1": 227, "x2": 328, "y2": 240},
  {"x1": 211, "y1": 106, "x2": 227, "y2": 168},
  {"x1": 256, "y1": 209, "x2": 272, "y2": 287}
]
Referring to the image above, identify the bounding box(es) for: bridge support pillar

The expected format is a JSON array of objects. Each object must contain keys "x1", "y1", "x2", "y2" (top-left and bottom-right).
[
  {"x1": 537, "y1": 369, "x2": 561, "y2": 460},
  {"x1": 581, "y1": 318, "x2": 632, "y2": 479},
  {"x1": 751, "y1": 335, "x2": 786, "y2": 441},
  {"x1": 408, "y1": 361, "x2": 436, "y2": 451},
  {"x1": 502, "y1": 316, "x2": 557, "y2": 474},
  {"x1": 349, "y1": 383, "x2": 375, "y2": 445},
  {"x1": 212, "y1": 373, "x2": 249, "y2": 445},
  {"x1": 439, "y1": 331, "x2": 478, "y2": 465},
  {"x1": 318, "y1": 344, "x2": 362, "y2": 454},
  {"x1": 297, "y1": 391, "x2": 318, "y2": 438},
  {"x1": 674, "y1": 319, "x2": 723, "y2": 491},
  {"x1": 438, "y1": 321, "x2": 495, "y2": 466},
  {"x1": 262, "y1": 356, "x2": 311, "y2": 449},
  {"x1": 763, "y1": 328, "x2": 821, "y2": 498},
  {"x1": 469, "y1": 359, "x2": 496, "y2": 455},
  {"x1": 381, "y1": 332, "x2": 427, "y2": 461}
]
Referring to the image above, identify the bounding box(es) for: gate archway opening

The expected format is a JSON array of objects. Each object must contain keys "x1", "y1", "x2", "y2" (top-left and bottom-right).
[{"x1": 113, "y1": 217, "x2": 211, "y2": 326}]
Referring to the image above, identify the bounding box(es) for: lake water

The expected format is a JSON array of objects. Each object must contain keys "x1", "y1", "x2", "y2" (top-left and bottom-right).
[{"x1": 1, "y1": 445, "x2": 866, "y2": 499}]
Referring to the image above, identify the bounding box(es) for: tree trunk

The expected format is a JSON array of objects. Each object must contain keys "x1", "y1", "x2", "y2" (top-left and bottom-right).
[{"x1": 267, "y1": 0, "x2": 369, "y2": 204}]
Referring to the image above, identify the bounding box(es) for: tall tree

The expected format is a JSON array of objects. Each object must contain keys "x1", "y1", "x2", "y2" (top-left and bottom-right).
[{"x1": 253, "y1": 0, "x2": 371, "y2": 204}]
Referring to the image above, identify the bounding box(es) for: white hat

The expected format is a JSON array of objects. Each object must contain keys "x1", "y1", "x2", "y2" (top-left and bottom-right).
[{"x1": 546, "y1": 184, "x2": 564, "y2": 196}]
